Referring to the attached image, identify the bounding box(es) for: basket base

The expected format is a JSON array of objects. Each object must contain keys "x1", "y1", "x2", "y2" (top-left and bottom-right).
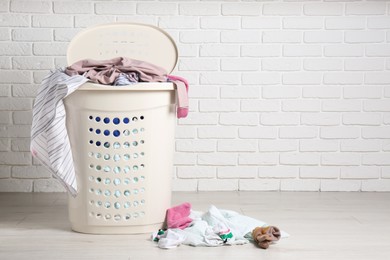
[{"x1": 71, "y1": 222, "x2": 163, "y2": 234}]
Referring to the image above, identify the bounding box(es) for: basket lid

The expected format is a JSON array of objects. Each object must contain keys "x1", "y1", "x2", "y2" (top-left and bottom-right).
[{"x1": 67, "y1": 23, "x2": 178, "y2": 73}]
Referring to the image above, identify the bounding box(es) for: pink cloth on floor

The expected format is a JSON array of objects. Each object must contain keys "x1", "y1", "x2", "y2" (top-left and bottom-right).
[{"x1": 166, "y1": 202, "x2": 192, "y2": 229}]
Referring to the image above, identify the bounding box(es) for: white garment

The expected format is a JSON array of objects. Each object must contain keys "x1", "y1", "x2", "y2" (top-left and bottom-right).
[
  {"x1": 178, "y1": 220, "x2": 224, "y2": 247},
  {"x1": 152, "y1": 229, "x2": 187, "y2": 249},
  {"x1": 31, "y1": 69, "x2": 88, "y2": 196},
  {"x1": 153, "y1": 205, "x2": 290, "y2": 249}
]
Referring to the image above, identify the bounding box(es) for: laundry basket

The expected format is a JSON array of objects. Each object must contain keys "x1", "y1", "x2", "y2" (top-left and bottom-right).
[{"x1": 63, "y1": 23, "x2": 178, "y2": 234}]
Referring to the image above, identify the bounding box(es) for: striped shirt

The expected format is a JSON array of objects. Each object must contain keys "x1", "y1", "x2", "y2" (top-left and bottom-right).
[{"x1": 31, "y1": 69, "x2": 88, "y2": 196}]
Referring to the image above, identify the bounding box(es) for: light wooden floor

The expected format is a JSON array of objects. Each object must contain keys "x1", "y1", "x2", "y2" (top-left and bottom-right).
[{"x1": 0, "y1": 192, "x2": 389, "y2": 260}]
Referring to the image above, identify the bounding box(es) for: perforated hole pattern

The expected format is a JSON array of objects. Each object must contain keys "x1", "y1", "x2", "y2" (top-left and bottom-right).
[{"x1": 87, "y1": 115, "x2": 146, "y2": 222}]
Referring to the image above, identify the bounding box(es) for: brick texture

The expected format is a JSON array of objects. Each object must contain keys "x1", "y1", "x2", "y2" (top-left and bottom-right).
[{"x1": 1, "y1": 0, "x2": 390, "y2": 192}]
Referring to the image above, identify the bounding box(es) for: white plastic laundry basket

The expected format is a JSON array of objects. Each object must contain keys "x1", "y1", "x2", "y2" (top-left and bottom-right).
[{"x1": 63, "y1": 23, "x2": 178, "y2": 234}]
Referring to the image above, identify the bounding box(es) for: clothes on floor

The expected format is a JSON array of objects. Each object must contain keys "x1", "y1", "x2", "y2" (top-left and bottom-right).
[
  {"x1": 152, "y1": 204, "x2": 289, "y2": 249},
  {"x1": 65, "y1": 57, "x2": 189, "y2": 118},
  {"x1": 152, "y1": 229, "x2": 187, "y2": 249},
  {"x1": 251, "y1": 226, "x2": 281, "y2": 249},
  {"x1": 166, "y1": 202, "x2": 192, "y2": 229}
]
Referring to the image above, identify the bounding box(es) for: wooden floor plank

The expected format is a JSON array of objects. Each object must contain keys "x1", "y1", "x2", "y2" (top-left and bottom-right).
[{"x1": 0, "y1": 192, "x2": 389, "y2": 260}]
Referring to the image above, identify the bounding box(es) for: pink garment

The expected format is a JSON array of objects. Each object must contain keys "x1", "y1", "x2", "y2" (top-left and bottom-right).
[
  {"x1": 167, "y1": 75, "x2": 189, "y2": 118},
  {"x1": 166, "y1": 202, "x2": 192, "y2": 229},
  {"x1": 65, "y1": 57, "x2": 189, "y2": 118},
  {"x1": 65, "y1": 57, "x2": 167, "y2": 84}
]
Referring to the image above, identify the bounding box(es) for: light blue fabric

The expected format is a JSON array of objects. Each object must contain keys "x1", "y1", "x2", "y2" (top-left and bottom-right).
[{"x1": 113, "y1": 72, "x2": 139, "y2": 85}]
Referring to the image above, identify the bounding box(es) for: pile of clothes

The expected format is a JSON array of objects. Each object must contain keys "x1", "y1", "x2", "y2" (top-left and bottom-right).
[
  {"x1": 30, "y1": 57, "x2": 189, "y2": 196},
  {"x1": 152, "y1": 203, "x2": 289, "y2": 249},
  {"x1": 65, "y1": 57, "x2": 188, "y2": 118}
]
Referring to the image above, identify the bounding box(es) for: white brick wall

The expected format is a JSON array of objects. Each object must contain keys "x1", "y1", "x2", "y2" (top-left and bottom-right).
[{"x1": 1, "y1": 0, "x2": 390, "y2": 193}]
